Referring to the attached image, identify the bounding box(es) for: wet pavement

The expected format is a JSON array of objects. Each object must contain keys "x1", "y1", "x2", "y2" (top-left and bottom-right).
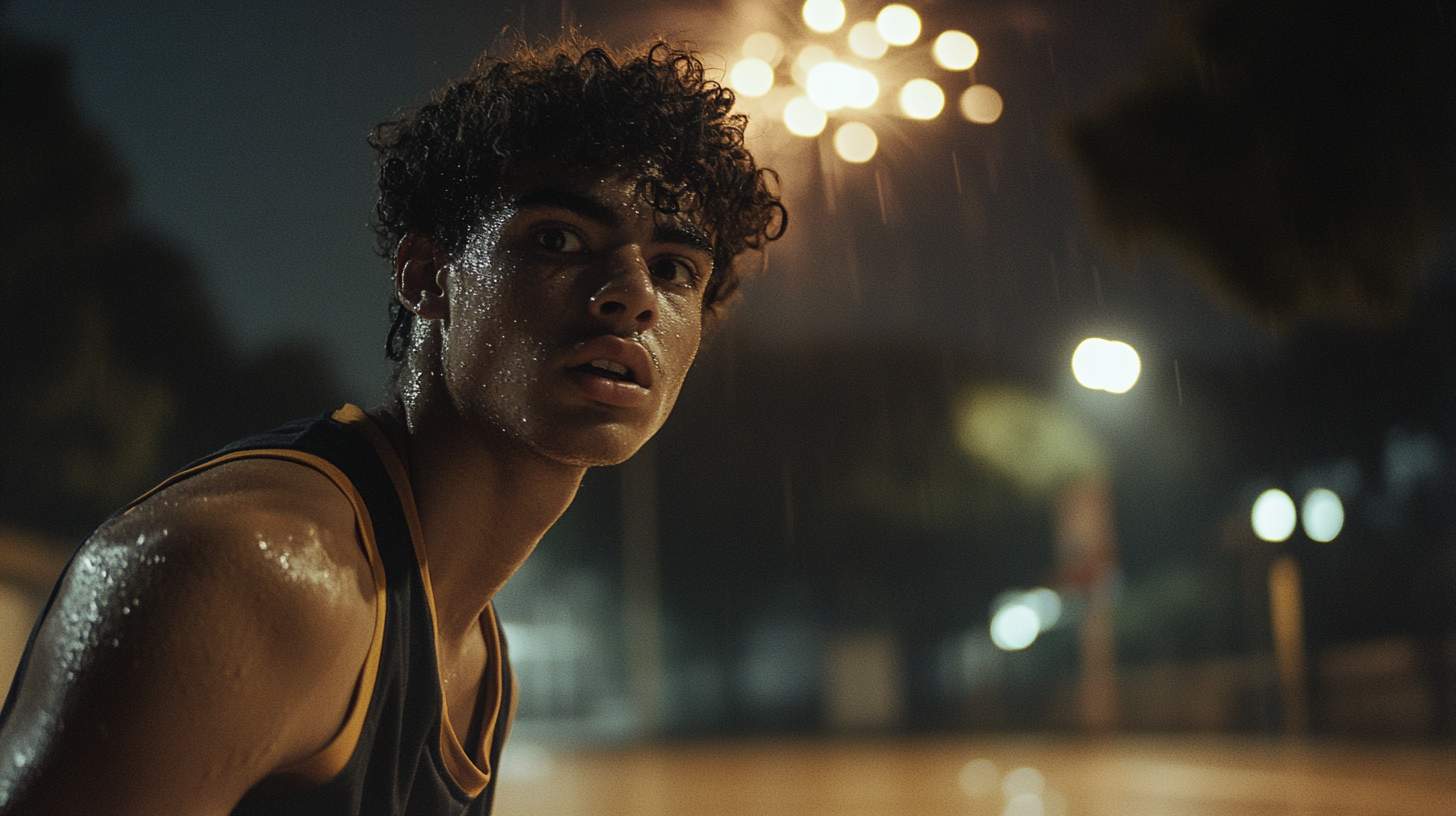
[{"x1": 494, "y1": 735, "x2": 1456, "y2": 816}]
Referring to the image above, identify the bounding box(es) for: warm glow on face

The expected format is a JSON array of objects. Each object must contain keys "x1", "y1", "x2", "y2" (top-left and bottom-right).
[
  {"x1": 960, "y1": 84, "x2": 1003, "y2": 124},
  {"x1": 1071, "y1": 338, "x2": 1141, "y2": 393},
  {"x1": 742, "y1": 31, "x2": 785, "y2": 66},
  {"x1": 834, "y1": 121, "x2": 878, "y2": 162},
  {"x1": 1252, "y1": 489, "x2": 1297, "y2": 542},
  {"x1": 899, "y1": 78, "x2": 944, "y2": 119},
  {"x1": 848, "y1": 20, "x2": 889, "y2": 58},
  {"x1": 783, "y1": 96, "x2": 828, "y2": 137},
  {"x1": 730, "y1": 59, "x2": 775, "y2": 97},
  {"x1": 876, "y1": 4, "x2": 921, "y2": 46},
  {"x1": 933, "y1": 30, "x2": 979, "y2": 70},
  {"x1": 803, "y1": 0, "x2": 847, "y2": 33}
]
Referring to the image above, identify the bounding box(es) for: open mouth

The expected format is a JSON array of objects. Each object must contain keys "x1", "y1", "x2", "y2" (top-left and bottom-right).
[{"x1": 574, "y1": 359, "x2": 637, "y2": 384}]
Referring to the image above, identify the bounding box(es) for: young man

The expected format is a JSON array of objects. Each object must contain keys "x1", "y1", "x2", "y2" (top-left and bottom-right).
[{"x1": 0, "y1": 40, "x2": 785, "y2": 815}]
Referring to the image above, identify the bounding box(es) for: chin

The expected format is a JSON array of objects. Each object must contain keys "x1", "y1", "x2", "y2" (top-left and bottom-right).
[{"x1": 525, "y1": 423, "x2": 656, "y2": 468}]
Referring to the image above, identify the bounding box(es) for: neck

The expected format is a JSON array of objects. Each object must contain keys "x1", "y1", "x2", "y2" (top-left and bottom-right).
[{"x1": 368, "y1": 389, "x2": 586, "y2": 643}]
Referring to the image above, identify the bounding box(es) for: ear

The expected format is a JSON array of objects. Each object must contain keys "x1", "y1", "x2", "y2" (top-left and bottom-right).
[{"x1": 394, "y1": 232, "x2": 450, "y2": 320}]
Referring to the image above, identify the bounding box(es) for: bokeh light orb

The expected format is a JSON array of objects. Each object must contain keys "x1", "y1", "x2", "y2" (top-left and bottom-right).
[
  {"x1": 729, "y1": 59, "x2": 774, "y2": 97},
  {"x1": 806, "y1": 61, "x2": 859, "y2": 110},
  {"x1": 990, "y1": 603, "x2": 1039, "y2": 650},
  {"x1": 803, "y1": 0, "x2": 846, "y2": 33},
  {"x1": 1071, "y1": 338, "x2": 1140, "y2": 393},
  {"x1": 783, "y1": 96, "x2": 828, "y2": 137},
  {"x1": 1002, "y1": 767, "x2": 1046, "y2": 798},
  {"x1": 848, "y1": 20, "x2": 889, "y2": 59},
  {"x1": 960, "y1": 84, "x2": 1004, "y2": 124},
  {"x1": 933, "y1": 30, "x2": 979, "y2": 70},
  {"x1": 958, "y1": 758, "x2": 999, "y2": 797},
  {"x1": 742, "y1": 32, "x2": 785, "y2": 66},
  {"x1": 899, "y1": 78, "x2": 944, "y2": 119},
  {"x1": 834, "y1": 121, "x2": 878, "y2": 162},
  {"x1": 1021, "y1": 587, "x2": 1062, "y2": 630},
  {"x1": 876, "y1": 4, "x2": 921, "y2": 46},
  {"x1": 1252, "y1": 488, "x2": 1297, "y2": 542},
  {"x1": 793, "y1": 44, "x2": 837, "y2": 86},
  {"x1": 1302, "y1": 488, "x2": 1345, "y2": 542},
  {"x1": 846, "y1": 68, "x2": 879, "y2": 109}
]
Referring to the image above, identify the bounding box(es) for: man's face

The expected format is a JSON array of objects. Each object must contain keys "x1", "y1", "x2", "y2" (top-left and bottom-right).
[{"x1": 431, "y1": 163, "x2": 713, "y2": 467}]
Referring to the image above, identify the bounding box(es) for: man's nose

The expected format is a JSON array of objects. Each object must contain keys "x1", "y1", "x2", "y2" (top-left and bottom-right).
[{"x1": 589, "y1": 247, "x2": 657, "y2": 331}]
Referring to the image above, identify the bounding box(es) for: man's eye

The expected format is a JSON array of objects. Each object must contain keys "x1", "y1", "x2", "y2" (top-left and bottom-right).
[
  {"x1": 650, "y1": 258, "x2": 699, "y2": 286},
  {"x1": 535, "y1": 228, "x2": 584, "y2": 252}
]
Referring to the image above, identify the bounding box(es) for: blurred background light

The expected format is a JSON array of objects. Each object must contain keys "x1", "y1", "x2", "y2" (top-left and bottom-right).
[
  {"x1": 782, "y1": 96, "x2": 827, "y2": 137},
  {"x1": 1002, "y1": 766, "x2": 1046, "y2": 798},
  {"x1": 741, "y1": 31, "x2": 785, "y2": 67},
  {"x1": 1302, "y1": 488, "x2": 1345, "y2": 542},
  {"x1": 990, "y1": 602, "x2": 1039, "y2": 650},
  {"x1": 958, "y1": 758, "x2": 999, "y2": 797},
  {"x1": 806, "y1": 61, "x2": 858, "y2": 110},
  {"x1": 899, "y1": 78, "x2": 945, "y2": 119},
  {"x1": 833, "y1": 121, "x2": 878, "y2": 162},
  {"x1": 933, "y1": 30, "x2": 979, "y2": 70},
  {"x1": 792, "y1": 44, "x2": 836, "y2": 86},
  {"x1": 1021, "y1": 587, "x2": 1062, "y2": 630},
  {"x1": 729, "y1": 58, "x2": 774, "y2": 98},
  {"x1": 848, "y1": 20, "x2": 889, "y2": 59},
  {"x1": 960, "y1": 83, "x2": 1004, "y2": 123},
  {"x1": 1252, "y1": 488, "x2": 1298, "y2": 542},
  {"x1": 1071, "y1": 338, "x2": 1141, "y2": 393},
  {"x1": 845, "y1": 68, "x2": 879, "y2": 109},
  {"x1": 876, "y1": 4, "x2": 921, "y2": 46},
  {"x1": 802, "y1": 0, "x2": 846, "y2": 33}
]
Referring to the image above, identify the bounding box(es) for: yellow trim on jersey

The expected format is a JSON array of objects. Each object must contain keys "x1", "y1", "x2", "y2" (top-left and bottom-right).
[
  {"x1": 336, "y1": 404, "x2": 499, "y2": 797},
  {"x1": 121, "y1": 440, "x2": 389, "y2": 786}
]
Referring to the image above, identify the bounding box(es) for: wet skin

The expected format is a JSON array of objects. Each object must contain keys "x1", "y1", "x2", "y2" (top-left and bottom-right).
[{"x1": 0, "y1": 164, "x2": 714, "y2": 814}]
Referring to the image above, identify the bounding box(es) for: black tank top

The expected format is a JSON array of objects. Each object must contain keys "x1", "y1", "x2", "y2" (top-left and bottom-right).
[{"x1": 3, "y1": 405, "x2": 514, "y2": 815}]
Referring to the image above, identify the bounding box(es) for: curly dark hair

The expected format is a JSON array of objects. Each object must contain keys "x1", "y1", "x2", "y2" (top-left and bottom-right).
[{"x1": 369, "y1": 37, "x2": 787, "y2": 361}]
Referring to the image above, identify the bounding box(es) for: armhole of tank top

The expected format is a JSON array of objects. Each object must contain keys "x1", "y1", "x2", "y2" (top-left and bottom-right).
[
  {"x1": 334, "y1": 404, "x2": 500, "y2": 798},
  {"x1": 123, "y1": 443, "x2": 390, "y2": 786}
]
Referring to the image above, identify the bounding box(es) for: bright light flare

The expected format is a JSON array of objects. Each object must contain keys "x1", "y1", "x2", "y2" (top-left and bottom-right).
[
  {"x1": 783, "y1": 96, "x2": 827, "y2": 137},
  {"x1": 742, "y1": 32, "x2": 785, "y2": 66},
  {"x1": 729, "y1": 59, "x2": 774, "y2": 97},
  {"x1": 1302, "y1": 488, "x2": 1344, "y2": 542},
  {"x1": 933, "y1": 30, "x2": 979, "y2": 70},
  {"x1": 876, "y1": 4, "x2": 921, "y2": 46},
  {"x1": 793, "y1": 44, "x2": 837, "y2": 87},
  {"x1": 846, "y1": 69, "x2": 879, "y2": 109},
  {"x1": 848, "y1": 21, "x2": 889, "y2": 58},
  {"x1": 960, "y1": 84, "x2": 1004, "y2": 124},
  {"x1": 1252, "y1": 488, "x2": 1297, "y2": 542},
  {"x1": 1071, "y1": 338, "x2": 1140, "y2": 393},
  {"x1": 834, "y1": 121, "x2": 878, "y2": 162},
  {"x1": 806, "y1": 61, "x2": 859, "y2": 110},
  {"x1": 1002, "y1": 767, "x2": 1046, "y2": 798},
  {"x1": 990, "y1": 603, "x2": 1039, "y2": 650},
  {"x1": 803, "y1": 0, "x2": 846, "y2": 33},
  {"x1": 899, "y1": 78, "x2": 944, "y2": 119}
]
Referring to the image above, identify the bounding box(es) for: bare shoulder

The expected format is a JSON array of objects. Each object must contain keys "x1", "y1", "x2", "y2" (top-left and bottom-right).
[{"x1": 0, "y1": 457, "x2": 378, "y2": 815}]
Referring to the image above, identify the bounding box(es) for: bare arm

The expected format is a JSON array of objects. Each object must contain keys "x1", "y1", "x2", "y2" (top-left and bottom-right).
[{"x1": 0, "y1": 459, "x2": 376, "y2": 815}]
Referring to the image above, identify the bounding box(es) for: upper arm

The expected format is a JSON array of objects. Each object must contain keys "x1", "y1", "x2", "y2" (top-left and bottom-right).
[{"x1": 0, "y1": 459, "x2": 376, "y2": 815}]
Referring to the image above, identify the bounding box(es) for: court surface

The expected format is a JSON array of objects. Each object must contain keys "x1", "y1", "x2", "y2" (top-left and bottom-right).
[{"x1": 493, "y1": 735, "x2": 1456, "y2": 816}]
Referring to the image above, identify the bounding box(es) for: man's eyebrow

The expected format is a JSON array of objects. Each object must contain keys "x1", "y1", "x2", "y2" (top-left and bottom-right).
[
  {"x1": 512, "y1": 189, "x2": 620, "y2": 227},
  {"x1": 656, "y1": 223, "x2": 715, "y2": 254}
]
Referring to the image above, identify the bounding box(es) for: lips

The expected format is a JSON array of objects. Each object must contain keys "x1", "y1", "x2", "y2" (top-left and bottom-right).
[{"x1": 564, "y1": 335, "x2": 655, "y2": 407}]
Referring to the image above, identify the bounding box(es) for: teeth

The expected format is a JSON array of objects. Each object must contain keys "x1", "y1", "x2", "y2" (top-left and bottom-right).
[{"x1": 589, "y1": 359, "x2": 630, "y2": 377}]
